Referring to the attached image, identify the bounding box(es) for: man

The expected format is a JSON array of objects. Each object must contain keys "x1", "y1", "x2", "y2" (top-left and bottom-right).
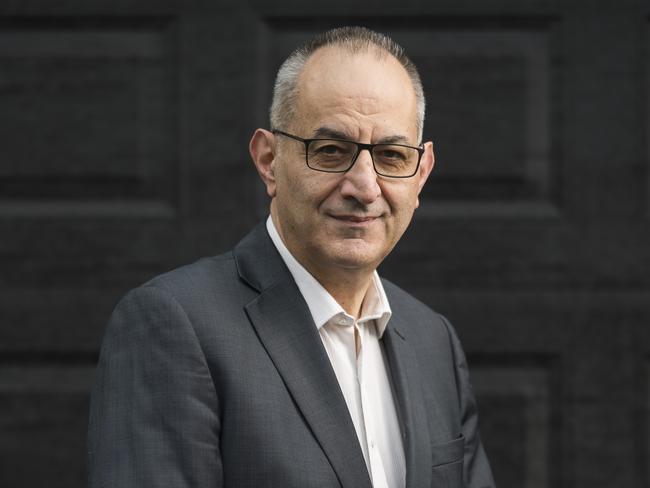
[{"x1": 88, "y1": 26, "x2": 495, "y2": 488}]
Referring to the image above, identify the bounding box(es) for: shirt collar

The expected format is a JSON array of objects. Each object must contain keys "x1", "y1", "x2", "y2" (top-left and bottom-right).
[{"x1": 266, "y1": 216, "x2": 392, "y2": 336}]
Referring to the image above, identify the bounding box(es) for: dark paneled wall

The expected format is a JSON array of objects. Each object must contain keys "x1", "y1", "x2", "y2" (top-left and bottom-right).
[{"x1": 1, "y1": 1, "x2": 649, "y2": 487}]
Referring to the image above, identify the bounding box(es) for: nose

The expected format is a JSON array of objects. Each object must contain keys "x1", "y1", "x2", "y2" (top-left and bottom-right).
[{"x1": 339, "y1": 148, "x2": 381, "y2": 205}]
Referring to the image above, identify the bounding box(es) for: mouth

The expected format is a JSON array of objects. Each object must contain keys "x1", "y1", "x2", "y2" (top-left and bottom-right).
[{"x1": 329, "y1": 214, "x2": 380, "y2": 225}]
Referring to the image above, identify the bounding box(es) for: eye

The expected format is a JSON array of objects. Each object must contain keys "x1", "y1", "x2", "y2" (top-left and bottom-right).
[
  {"x1": 321, "y1": 145, "x2": 343, "y2": 155},
  {"x1": 311, "y1": 141, "x2": 350, "y2": 156},
  {"x1": 375, "y1": 146, "x2": 408, "y2": 162},
  {"x1": 307, "y1": 140, "x2": 356, "y2": 170}
]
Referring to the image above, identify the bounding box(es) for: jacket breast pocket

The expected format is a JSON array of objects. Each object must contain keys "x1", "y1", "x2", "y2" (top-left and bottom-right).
[{"x1": 431, "y1": 434, "x2": 465, "y2": 488}]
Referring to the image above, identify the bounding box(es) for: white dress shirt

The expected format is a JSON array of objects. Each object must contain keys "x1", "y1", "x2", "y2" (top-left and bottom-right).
[{"x1": 266, "y1": 217, "x2": 406, "y2": 488}]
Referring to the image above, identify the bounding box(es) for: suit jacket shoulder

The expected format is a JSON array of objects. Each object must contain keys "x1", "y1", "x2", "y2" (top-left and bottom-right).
[{"x1": 144, "y1": 252, "x2": 243, "y2": 303}]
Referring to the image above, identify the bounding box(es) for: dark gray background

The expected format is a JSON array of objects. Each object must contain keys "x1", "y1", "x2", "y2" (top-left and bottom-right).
[{"x1": 1, "y1": 1, "x2": 649, "y2": 487}]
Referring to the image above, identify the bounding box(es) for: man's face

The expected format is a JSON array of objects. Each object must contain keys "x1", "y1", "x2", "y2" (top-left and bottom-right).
[{"x1": 268, "y1": 46, "x2": 434, "y2": 278}]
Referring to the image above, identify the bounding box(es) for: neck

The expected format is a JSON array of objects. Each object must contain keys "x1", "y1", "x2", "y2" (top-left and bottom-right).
[
  {"x1": 312, "y1": 267, "x2": 374, "y2": 318},
  {"x1": 290, "y1": 245, "x2": 375, "y2": 318}
]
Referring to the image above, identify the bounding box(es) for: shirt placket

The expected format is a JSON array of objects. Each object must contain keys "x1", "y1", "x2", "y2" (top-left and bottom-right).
[{"x1": 356, "y1": 320, "x2": 390, "y2": 488}]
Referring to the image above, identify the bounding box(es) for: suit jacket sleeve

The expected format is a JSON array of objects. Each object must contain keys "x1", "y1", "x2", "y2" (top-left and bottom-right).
[
  {"x1": 440, "y1": 314, "x2": 496, "y2": 488},
  {"x1": 87, "y1": 285, "x2": 222, "y2": 488}
]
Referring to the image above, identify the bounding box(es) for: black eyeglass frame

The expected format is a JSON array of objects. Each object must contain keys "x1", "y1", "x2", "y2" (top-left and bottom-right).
[{"x1": 272, "y1": 129, "x2": 425, "y2": 178}]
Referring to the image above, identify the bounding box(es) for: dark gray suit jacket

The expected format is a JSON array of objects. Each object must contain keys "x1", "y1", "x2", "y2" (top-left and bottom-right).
[{"x1": 88, "y1": 221, "x2": 495, "y2": 488}]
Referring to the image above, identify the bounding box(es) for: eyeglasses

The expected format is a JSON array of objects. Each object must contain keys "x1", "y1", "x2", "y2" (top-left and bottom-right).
[{"x1": 272, "y1": 130, "x2": 424, "y2": 178}]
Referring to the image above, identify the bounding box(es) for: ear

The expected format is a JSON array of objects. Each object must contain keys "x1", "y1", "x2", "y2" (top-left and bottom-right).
[
  {"x1": 249, "y1": 128, "x2": 277, "y2": 198},
  {"x1": 414, "y1": 141, "x2": 435, "y2": 209}
]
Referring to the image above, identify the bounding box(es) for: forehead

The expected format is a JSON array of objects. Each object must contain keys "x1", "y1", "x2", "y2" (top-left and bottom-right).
[{"x1": 292, "y1": 45, "x2": 418, "y2": 139}]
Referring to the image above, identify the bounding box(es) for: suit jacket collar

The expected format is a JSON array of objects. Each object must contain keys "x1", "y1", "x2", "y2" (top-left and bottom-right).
[
  {"x1": 233, "y1": 220, "x2": 286, "y2": 293},
  {"x1": 233, "y1": 221, "x2": 432, "y2": 488},
  {"x1": 382, "y1": 312, "x2": 433, "y2": 488}
]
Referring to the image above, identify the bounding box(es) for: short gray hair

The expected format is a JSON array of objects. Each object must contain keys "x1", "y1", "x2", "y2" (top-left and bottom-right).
[{"x1": 270, "y1": 26, "x2": 426, "y2": 142}]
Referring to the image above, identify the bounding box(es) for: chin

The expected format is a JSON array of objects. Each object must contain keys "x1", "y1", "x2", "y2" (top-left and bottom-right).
[{"x1": 324, "y1": 241, "x2": 384, "y2": 270}]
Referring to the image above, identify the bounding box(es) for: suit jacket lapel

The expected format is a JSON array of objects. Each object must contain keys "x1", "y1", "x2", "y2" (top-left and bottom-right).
[
  {"x1": 382, "y1": 312, "x2": 432, "y2": 488},
  {"x1": 235, "y1": 222, "x2": 372, "y2": 488}
]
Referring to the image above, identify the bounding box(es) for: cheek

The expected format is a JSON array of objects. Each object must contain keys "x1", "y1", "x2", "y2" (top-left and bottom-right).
[
  {"x1": 299, "y1": 176, "x2": 341, "y2": 208},
  {"x1": 382, "y1": 183, "x2": 419, "y2": 215},
  {"x1": 275, "y1": 163, "x2": 308, "y2": 202},
  {"x1": 277, "y1": 169, "x2": 335, "y2": 217},
  {"x1": 382, "y1": 188, "x2": 420, "y2": 238}
]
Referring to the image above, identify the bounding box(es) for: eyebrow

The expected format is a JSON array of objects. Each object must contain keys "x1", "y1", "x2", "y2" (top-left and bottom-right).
[
  {"x1": 311, "y1": 127, "x2": 351, "y2": 140},
  {"x1": 311, "y1": 126, "x2": 412, "y2": 145}
]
